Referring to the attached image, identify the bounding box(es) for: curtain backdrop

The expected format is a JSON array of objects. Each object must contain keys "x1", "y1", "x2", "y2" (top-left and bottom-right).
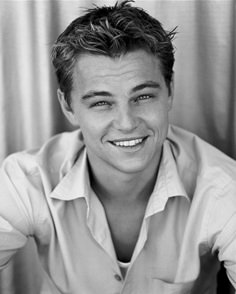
[{"x1": 0, "y1": 0, "x2": 235, "y2": 293}]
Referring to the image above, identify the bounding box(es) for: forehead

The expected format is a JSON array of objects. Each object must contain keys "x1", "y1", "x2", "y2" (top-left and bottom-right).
[{"x1": 72, "y1": 50, "x2": 164, "y2": 91}]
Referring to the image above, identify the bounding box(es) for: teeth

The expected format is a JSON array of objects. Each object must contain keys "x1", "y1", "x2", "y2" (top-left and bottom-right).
[{"x1": 113, "y1": 138, "x2": 143, "y2": 147}]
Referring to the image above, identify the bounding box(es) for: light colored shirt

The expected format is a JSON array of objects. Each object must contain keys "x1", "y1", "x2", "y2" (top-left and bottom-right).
[{"x1": 0, "y1": 125, "x2": 236, "y2": 294}]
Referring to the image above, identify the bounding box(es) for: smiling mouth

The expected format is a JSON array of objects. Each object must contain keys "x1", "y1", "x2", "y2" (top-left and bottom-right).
[{"x1": 110, "y1": 137, "x2": 147, "y2": 147}]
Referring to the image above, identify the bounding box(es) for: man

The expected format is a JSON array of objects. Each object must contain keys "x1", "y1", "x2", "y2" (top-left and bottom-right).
[{"x1": 0, "y1": 1, "x2": 236, "y2": 293}]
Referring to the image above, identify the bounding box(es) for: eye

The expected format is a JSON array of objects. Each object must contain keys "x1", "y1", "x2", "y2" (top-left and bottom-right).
[
  {"x1": 134, "y1": 94, "x2": 154, "y2": 103},
  {"x1": 90, "y1": 101, "x2": 111, "y2": 108},
  {"x1": 139, "y1": 95, "x2": 152, "y2": 100}
]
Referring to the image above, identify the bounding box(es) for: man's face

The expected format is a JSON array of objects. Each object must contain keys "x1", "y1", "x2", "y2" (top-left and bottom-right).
[{"x1": 60, "y1": 50, "x2": 173, "y2": 175}]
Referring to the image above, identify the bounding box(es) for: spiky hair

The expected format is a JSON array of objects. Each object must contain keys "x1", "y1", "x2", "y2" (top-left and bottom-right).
[{"x1": 51, "y1": 0, "x2": 176, "y2": 104}]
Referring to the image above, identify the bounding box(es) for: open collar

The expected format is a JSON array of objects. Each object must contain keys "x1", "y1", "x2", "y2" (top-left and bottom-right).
[
  {"x1": 49, "y1": 135, "x2": 189, "y2": 211},
  {"x1": 49, "y1": 147, "x2": 91, "y2": 202},
  {"x1": 145, "y1": 140, "x2": 189, "y2": 218}
]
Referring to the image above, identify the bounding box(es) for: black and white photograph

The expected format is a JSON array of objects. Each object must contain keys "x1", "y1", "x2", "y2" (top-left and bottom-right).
[{"x1": 0, "y1": 0, "x2": 235, "y2": 293}]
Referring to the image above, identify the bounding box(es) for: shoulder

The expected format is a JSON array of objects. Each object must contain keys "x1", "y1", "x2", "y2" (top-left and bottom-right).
[
  {"x1": 167, "y1": 124, "x2": 236, "y2": 198},
  {"x1": 1, "y1": 130, "x2": 84, "y2": 193},
  {"x1": 167, "y1": 126, "x2": 236, "y2": 248},
  {"x1": 0, "y1": 130, "x2": 85, "y2": 235},
  {"x1": 167, "y1": 124, "x2": 236, "y2": 180}
]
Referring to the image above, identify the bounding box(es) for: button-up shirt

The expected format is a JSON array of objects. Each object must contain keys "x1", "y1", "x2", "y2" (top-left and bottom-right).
[{"x1": 0, "y1": 125, "x2": 236, "y2": 293}]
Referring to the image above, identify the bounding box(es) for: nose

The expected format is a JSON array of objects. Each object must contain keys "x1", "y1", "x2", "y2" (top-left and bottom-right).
[{"x1": 113, "y1": 105, "x2": 138, "y2": 132}]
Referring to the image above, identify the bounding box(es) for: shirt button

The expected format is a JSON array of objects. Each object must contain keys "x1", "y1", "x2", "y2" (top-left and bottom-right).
[{"x1": 114, "y1": 274, "x2": 122, "y2": 281}]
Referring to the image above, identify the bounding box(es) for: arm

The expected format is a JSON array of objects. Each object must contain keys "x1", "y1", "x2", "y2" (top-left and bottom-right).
[
  {"x1": 208, "y1": 181, "x2": 236, "y2": 291},
  {"x1": 0, "y1": 155, "x2": 36, "y2": 270}
]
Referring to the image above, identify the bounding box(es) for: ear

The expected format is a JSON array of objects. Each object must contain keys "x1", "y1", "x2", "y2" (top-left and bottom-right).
[
  {"x1": 57, "y1": 89, "x2": 79, "y2": 126},
  {"x1": 167, "y1": 75, "x2": 174, "y2": 111}
]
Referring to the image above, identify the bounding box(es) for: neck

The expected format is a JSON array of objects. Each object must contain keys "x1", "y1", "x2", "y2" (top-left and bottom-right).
[{"x1": 87, "y1": 153, "x2": 161, "y2": 205}]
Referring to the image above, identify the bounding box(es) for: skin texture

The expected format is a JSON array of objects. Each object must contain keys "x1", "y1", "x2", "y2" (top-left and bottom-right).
[
  {"x1": 58, "y1": 50, "x2": 174, "y2": 260},
  {"x1": 59, "y1": 49, "x2": 173, "y2": 182}
]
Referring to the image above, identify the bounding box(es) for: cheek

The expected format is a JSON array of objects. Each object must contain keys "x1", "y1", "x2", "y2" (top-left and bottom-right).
[
  {"x1": 79, "y1": 116, "x2": 109, "y2": 141},
  {"x1": 144, "y1": 106, "x2": 169, "y2": 126},
  {"x1": 143, "y1": 105, "x2": 169, "y2": 138},
  {"x1": 79, "y1": 123, "x2": 97, "y2": 140}
]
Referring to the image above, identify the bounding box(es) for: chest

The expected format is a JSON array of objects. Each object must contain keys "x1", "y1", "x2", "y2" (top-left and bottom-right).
[
  {"x1": 104, "y1": 202, "x2": 146, "y2": 262},
  {"x1": 38, "y1": 196, "x2": 217, "y2": 294}
]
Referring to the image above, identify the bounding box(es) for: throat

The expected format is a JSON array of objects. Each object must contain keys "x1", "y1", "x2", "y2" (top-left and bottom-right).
[
  {"x1": 87, "y1": 146, "x2": 160, "y2": 203},
  {"x1": 103, "y1": 199, "x2": 147, "y2": 263}
]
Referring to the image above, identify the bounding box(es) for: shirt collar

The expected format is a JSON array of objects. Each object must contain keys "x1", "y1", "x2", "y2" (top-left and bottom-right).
[
  {"x1": 49, "y1": 135, "x2": 189, "y2": 209},
  {"x1": 145, "y1": 140, "x2": 189, "y2": 218},
  {"x1": 50, "y1": 147, "x2": 91, "y2": 201}
]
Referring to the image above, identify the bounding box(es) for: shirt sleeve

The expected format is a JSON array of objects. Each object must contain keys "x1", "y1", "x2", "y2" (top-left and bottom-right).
[
  {"x1": 208, "y1": 180, "x2": 236, "y2": 290},
  {"x1": 0, "y1": 155, "x2": 35, "y2": 270}
]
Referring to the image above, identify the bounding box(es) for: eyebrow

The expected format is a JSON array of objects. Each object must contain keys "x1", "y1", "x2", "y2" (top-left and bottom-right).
[
  {"x1": 81, "y1": 91, "x2": 111, "y2": 100},
  {"x1": 81, "y1": 81, "x2": 161, "y2": 100},
  {"x1": 130, "y1": 81, "x2": 161, "y2": 93}
]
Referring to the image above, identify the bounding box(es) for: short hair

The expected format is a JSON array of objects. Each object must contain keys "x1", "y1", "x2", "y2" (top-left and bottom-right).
[{"x1": 51, "y1": 0, "x2": 177, "y2": 105}]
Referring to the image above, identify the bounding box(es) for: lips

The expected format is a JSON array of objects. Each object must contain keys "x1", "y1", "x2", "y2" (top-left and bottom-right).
[{"x1": 110, "y1": 136, "x2": 147, "y2": 147}]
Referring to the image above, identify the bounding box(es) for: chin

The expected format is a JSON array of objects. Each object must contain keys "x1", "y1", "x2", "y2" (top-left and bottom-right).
[{"x1": 112, "y1": 160, "x2": 150, "y2": 175}]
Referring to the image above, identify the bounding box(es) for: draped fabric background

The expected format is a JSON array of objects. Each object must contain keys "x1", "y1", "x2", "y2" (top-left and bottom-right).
[{"x1": 0, "y1": 0, "x2": 235, "y2": 293}]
